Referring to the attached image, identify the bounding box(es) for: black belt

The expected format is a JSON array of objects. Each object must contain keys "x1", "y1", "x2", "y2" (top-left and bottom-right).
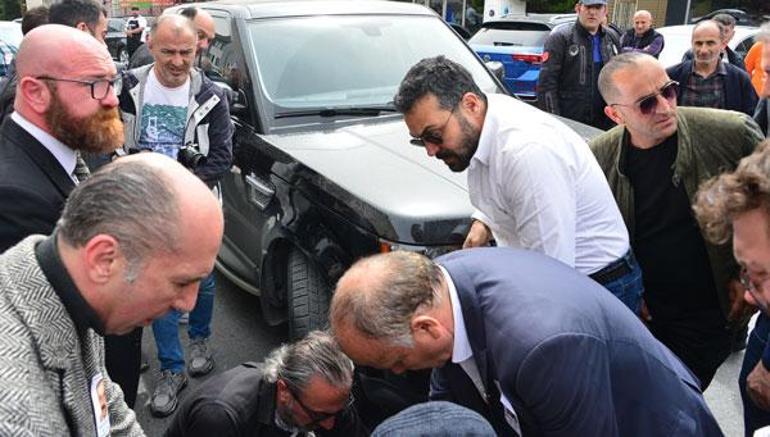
[{"x1": 590, "y1": 250, "x2": 634, "y2": 285}]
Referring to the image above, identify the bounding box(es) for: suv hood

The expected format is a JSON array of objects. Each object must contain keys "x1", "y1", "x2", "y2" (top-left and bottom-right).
[{"x1": 263, "y1": 117, "x2": 474, "y2": 245}]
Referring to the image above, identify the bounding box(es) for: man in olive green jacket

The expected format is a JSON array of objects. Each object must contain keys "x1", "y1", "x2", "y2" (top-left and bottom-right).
[{"x1": 589, "y1": 52, "x2": 765, "y2": 389}]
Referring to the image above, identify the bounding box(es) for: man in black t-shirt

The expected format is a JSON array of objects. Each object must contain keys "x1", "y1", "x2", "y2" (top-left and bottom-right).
[{"x1": 590, "y1": 52, "x2": 764, "y2": 389}]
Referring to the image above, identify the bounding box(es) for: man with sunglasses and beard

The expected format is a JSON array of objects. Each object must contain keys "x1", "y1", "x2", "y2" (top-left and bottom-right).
[
  {"x1": 590, "y1": 52, "x2": 765, "y2": 389},
  {"x1": 0, "y1": 24, "x2": 122, "y2": 253},
  {"x1": 394, "y1": 56, "x2": 642, "y2": 314},
  {"x1": 165, "y1": 331, "x2": 367, "y2": 437}
]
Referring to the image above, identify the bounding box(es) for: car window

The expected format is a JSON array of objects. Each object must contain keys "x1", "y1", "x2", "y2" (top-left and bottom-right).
[
  {"x1": 469, "y1": 24, "x2": 551, "y2": 47},
  {"x1": 733, "y1": 35, "x2": 756, "y2": 60},
  {"x1": 108, "y1": 19, "x2": 124, "y2": 33},
  {"x1": 248, "y1": 14, "x2": 501, "y2": 110}
]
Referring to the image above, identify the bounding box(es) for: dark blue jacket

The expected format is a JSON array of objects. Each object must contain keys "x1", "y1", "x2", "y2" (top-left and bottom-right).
[
  {"x1": 755, "y1": 98, "x2": 769, "y2": 138},
  {"x1": 667, "y1": 60, "x2": 758, "y2": 116},
  {"x1": 430, "y1": 247, "x2": 722, "y2": 436}
]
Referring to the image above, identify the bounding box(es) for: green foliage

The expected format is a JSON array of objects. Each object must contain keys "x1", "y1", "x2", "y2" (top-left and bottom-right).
[
  {"x1": 527, "y1": 0, "x2": 576, "y2": 13},
  {"x1": 0, "y1": 0, "x2": 21, "y2": 20}
]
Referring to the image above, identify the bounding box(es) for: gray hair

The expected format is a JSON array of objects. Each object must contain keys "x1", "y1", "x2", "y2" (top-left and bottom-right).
[
  {"x1": 598, "y1": 52, "x2": 656, "y2": 103},
  {"x1": 330, "y1": 251, "x2": 444, "y2": 347},
  {"x1": 711, "y1": 13, "x2": 736, "y2": 28},
  {"x1": 150, "y1": 13, "x2": 195, "y2": 38},
  {"x1": 393, "y1": 56, "x2": 486, "y2": 114},
  {"x1": 694, "y1": 19, "x2": 726, "y2": 41},
  {"x1": 55, "y1": 160, "x2": 180, "y2": 281},
  {"x1": 758, "y1": 21, "x2": 770, "y2": 44},
  {"x1": 262, "y1": 331, "x2": 354, "y2": 394}
]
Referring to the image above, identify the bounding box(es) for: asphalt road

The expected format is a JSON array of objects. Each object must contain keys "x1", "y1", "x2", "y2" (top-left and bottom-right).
[{"x1": 134, "y1": 271, "x2": 747, "y2": 436}]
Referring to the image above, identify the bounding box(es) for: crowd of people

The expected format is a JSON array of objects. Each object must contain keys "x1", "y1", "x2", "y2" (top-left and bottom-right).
[{"x1": 1, "y1": 0, "x2": 770, "y2": 435}]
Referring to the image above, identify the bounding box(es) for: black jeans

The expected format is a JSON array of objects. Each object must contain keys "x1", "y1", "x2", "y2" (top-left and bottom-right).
[
  {"x1": 105, "y1": 327, "x2": 143, "y2": 408},
  {"x1": 648, "y1": 308, "x2": 732, "y2": 390}
]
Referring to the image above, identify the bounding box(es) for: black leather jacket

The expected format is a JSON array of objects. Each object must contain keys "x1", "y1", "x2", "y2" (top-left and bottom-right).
[{"x1": 538, "y1": 20, "x2": 619, "y2": 130}]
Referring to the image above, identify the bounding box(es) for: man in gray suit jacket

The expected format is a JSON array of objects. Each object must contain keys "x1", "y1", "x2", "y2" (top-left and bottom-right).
[
  {"x1": 331, "y1": 248, "x2": 722, "y2": 436},
  {"x1": 0, "y1": 153, "x2": 223, "y2": 436}
]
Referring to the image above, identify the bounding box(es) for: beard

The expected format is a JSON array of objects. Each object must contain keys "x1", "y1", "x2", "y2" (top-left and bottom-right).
[
  {"x1": 436, "y1": 112, "x2": 480, "y2": 172},
  {"x1": 275, "y1": 400, "x2": 315, "y2": 433},
  {"x1": 45, "y1": 90, "x2": 124, "y2": 154}
]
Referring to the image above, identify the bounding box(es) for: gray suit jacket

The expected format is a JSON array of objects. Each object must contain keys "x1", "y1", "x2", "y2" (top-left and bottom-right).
[
  {"x1": 0, "y1": 236, "x2": 144, "y2": 436},
  {"x1": 430, "y1": 247, "x2": 722, "y2": 436}
]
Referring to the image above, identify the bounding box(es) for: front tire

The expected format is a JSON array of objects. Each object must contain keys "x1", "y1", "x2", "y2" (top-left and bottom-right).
[{"x1": 287, "y1": 248, "x2": 330, "y2": 340}]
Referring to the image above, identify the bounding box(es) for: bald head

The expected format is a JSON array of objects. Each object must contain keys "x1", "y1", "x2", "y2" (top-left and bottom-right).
[
  {"x1": 193, "y1": 9, "x2": 215, "y2": 50},
  {"x1": 16, "y1": 24, "x2": 110, "y2": 78},
  {"x1": 331, "y1": 251, "x2": 444, "y2": 345},
  {"x1": 632, "y1": 10, "x2": 653, "y2": 37},
  {"x1": 58, "y1": 152, "x2": 223, "y2": 259},
  {"x1": 151, "y1": 13, "x2": 196, "y2": 40},
  {"x1": 598, "y1": 52, "x2": 661, "y2": 103}
]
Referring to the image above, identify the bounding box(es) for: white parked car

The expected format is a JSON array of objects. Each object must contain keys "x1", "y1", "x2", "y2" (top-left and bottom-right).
[{"x1": 656, "y1": 24, "x2": 759, "y2": 68}]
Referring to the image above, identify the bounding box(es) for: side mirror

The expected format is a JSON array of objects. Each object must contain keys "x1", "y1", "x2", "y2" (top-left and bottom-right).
[
  {"x1": 212, "y1": 80, "x2": 248, "y2": 117},
  {"x1": 485, "y1": 61, "x2": 505, "y2": 82}
]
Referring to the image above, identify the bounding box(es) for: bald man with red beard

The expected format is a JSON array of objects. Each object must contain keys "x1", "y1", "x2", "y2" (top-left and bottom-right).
[{"x1": 0, "y1": 24, "x2": 123, "y2": 253}]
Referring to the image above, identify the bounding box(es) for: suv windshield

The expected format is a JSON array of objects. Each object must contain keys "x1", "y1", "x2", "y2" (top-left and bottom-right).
[{"x1": 248, "y1": 14, "x2": 502, "y2": 110}]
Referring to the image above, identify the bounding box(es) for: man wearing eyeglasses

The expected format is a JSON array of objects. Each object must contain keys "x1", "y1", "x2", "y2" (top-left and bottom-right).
[
  {"x1": 0, "y1": 24, "x2": 122, "y2": 252},
  {"x1": 165, "y1": 331, "x2": 367, "y2": 437},
  {"x1": 694, "y1": 139, "x2": 770, "y2": 435},
  {"x1": 394, "y1": 56, "x2": 642, "y2": 315},
  {"x1": 590, "y1": 52, "x2": 765, "y2": 389},
  {"x1": 118, "y1": 13, "x2": 233, "y2": 417},
  {"x1": 667, "y1": 20, "x2": 757, "y2": 116}
]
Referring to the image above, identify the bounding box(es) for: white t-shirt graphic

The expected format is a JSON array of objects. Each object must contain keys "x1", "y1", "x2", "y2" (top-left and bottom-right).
[{"x1": 138, "y1": 69, "x2": 189, "y2": 159}]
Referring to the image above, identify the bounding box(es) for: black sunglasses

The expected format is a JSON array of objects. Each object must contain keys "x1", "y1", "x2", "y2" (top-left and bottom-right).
[
  {"x1": 409, "y1": 106, "x2": 456, "y2": 147},
  {"x1": 36, "y1": 75, "x2": 123, "y2": 100},
  {"x1": 290, "y1": 389, "x2": 355, "y2": 425},
  {"x1": 611, "y1": 80, "x2": 679, "y2": 115}
]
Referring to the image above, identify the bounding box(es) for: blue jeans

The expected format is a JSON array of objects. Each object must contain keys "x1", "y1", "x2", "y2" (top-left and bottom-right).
[
  {"x1": 152, "y1": 273, "x2": 216, "y2": 373},
  {"x1": 593, "y1": 250, "x2": 644, "y2": 315},
  {"x1": 741, "y1": 314, "x2": 770, "y2": 436}
]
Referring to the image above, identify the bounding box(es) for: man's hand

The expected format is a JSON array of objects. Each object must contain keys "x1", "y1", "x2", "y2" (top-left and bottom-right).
[
  {"x1": 748, "y1": 361, "x2": 770, "y2": 411},
  {"x1": 728, "y1": 278, "x2": 757, "y2": 326},
  {"x1": 463, "y1": 220, "x2": 491, "y2": 248},
  {"x1": 639, "y1": 298, "x2": 652, "y2": 325}
]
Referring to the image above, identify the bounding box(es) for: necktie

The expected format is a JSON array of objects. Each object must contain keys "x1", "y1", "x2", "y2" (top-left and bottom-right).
[{"x1": 73, "y1": 152, "x2": 91, "y2": 183}]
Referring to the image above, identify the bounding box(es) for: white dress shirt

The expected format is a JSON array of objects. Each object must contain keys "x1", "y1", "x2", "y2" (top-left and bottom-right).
[
  {"x1": 443, "y1": 266, "x2": 521, "y2": 436},
  {"x1": 11, "y1": 111, "x2": 78, "y2": 184},
  {"x1": 468, "y1": 93, "x2": 629, "y2": 275}
]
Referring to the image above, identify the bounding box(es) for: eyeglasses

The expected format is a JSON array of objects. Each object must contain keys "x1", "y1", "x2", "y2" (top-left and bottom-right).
[
  {"x1": 409, "y1": 106, "x2": 456, "y2": 147},
  {"x1": 610, "y1": 80, "x2": 679, "y2": 115},
  {"x1": 36, "y1": 75, "x2": 122, "y2": 100},
  {"x1": 740, "y1": 267, "x2": 770, "y2": 313},
  {"x1": 289, "y1": 388, "x2": 355, "y2": 426}
]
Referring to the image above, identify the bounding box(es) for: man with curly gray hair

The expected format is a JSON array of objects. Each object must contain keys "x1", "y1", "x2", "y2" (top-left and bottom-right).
[
  {"x1": 695, "y1": 139, "x2": 770, "y2": 435},
  {"x1": 165, "y1": 330, "x2": 366, "y2": 437}
]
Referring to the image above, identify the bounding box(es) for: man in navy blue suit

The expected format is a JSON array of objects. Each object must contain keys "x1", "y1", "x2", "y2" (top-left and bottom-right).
[{"x1": 330, "y1": 248, "x2": 722, "y2": 436}]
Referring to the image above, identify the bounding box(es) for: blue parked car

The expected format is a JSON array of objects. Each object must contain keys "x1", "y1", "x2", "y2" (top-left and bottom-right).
[{"x1": 469, "y1": 14, "x2": 575, "y2": 101}]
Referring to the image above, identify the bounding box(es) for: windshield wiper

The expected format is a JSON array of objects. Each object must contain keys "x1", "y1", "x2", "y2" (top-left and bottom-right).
[{"x1": 275, "y1": 105, "x2": 398, "y2": 119}]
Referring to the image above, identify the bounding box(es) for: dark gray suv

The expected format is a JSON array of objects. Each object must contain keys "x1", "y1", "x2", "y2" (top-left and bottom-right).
[{"x1": 167, "y1": 0, "x2": 600, "y2": 340}]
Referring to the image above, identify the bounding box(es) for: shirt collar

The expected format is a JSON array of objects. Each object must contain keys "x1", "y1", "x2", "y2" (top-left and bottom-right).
[
  {"x1": 34, "y1": 233, "x2": 105, "y2": 336},
  {"x1": 11, "y1": 111, "x2": 77, "y2": 180},
  {"x1": 440, "y1": 266, "x2": 473, "y2": 364},
  {"x1": 471, "y1": 93, "x2": 502, "y2": 168},
  {"x1": 689, "y1": 59, "x2": 728, "y2": 78}
]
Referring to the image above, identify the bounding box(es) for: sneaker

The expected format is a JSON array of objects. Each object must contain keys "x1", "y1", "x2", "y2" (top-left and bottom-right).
[
  {"x1": 178, "y1": 312, "x2": 190, "y2": 324},
  {"x1": 150, "y1": 370, "x2": 188, "y2": 417},
  {"x1": 188, "y1": 337, "x2": 214, "y2": 377}
]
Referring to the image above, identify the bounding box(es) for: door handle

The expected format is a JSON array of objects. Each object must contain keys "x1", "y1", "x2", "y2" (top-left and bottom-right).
[{"x1": 245, "y1": 173, "x2": 275, "y2": 210}]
